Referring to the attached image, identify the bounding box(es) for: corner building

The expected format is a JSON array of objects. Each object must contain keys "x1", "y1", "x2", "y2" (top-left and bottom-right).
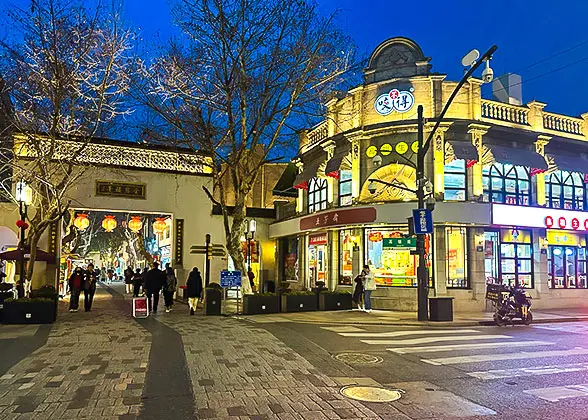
[{"x1": 270, "y1": 37, "x2": 588, "y2": 312}]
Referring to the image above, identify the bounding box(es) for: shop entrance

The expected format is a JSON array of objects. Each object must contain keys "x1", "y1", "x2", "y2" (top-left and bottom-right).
[
  {"x1": 308, "y1": 233, "x2": 327, "y2": 288},
  {"x1": 546, "y1": 231, "x2": 587, "y2": 288}
]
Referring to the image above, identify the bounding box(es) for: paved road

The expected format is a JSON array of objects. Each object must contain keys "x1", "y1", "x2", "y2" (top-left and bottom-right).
[{"x1": 260, "y1": 319, "x2": 588, "y2": 419}]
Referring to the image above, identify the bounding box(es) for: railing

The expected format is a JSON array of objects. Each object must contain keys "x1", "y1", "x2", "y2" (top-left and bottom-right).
[
  {"x1": 543, "y1": 112, "x2": 584, "y2": 136},
  {"x1": 305, "y1": 121, "x2": 328, "y2": 150},
  {"x1": 481, "y1": 99, "x2": 529, "y2": 125}
]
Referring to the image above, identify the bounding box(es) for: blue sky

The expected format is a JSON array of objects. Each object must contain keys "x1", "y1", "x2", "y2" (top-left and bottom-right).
[{"x1": 2, "y1": 0, "x2": 588, "y2": 116}]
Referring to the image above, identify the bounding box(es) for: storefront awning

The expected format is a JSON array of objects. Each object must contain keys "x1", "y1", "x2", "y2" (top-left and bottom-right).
[
  {"x1": 445, "y1": 141, "x2": 478, "y2": 167},
  {"x1": 485, "y1": 144, "x2": 548, "y2": 175},
  {"x1": 293, "y1": 161, "x2": 322, "y2": 190},
  {"x1": 272, "y1": 163, "x2": 298, "y2": 198},
  {"x1": 325, "y1": 142, "x2": 352, "y2": 178},
  {"x1": 546, "y1": 153, "x2": 588, "y2": 175}
]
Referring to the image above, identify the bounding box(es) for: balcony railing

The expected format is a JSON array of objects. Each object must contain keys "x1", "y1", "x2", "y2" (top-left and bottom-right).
[
  {"x1": 481, "y1": 99, "x2": 529, "y2": 125},
  {"x1": 303, "y1": 121, "x2": 328, "y2": 152},
  {"x1": 543, "y1": 112, "x2": 584, "y2": 136}
]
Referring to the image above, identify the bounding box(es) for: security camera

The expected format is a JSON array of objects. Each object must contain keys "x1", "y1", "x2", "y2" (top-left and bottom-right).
[
  {"x1": 368, "y1": 180, "x2": 377, "y2": 195},
  {"x1": 482, "y1": 60, "x2": 493, "y2": 83},
  {"x1": 373, "y1": 155, "x2": 382, "y2": 168}
]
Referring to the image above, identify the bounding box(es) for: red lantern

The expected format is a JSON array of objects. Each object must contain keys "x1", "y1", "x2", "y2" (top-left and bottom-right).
[
  {"x1": 153, "y1": 218, "x2": 167, "y2": 234},
  {"x1": 102, "y1": 215, "x2": 117, "y2": 232},
  {"x1": 16, "y1": 219, "x2": 25, "y2": 228}
]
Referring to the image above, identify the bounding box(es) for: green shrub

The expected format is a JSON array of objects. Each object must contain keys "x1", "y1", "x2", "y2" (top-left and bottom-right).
[
  {"x1": 4, "y1": 297, "x2": 55, "y2": 304},
  {"x1": 320, "y1": 290, "x2": 351, "y2": 295},
  {"x1": 282, "y1": 290, "x2": 314, "y2": 296},
  {"x1": 255, "y1": 292, "x2": 276, "y2": 297},
  {"x1": 0, "y1": 282, "x2": 14, "y2": 292}
]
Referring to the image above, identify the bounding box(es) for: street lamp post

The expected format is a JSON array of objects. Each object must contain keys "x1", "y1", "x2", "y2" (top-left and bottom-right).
[
  {"x1": 246, "y1": 219, "x2": 256, "y2": 272},
  {"x1": 414, "y1": 45, "x2": 497, "y2": 321},
  {"x1": 369, "y1": 45, "x2": 497, "y2": 321}
]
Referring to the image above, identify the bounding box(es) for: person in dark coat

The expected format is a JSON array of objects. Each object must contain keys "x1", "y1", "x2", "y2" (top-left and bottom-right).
[
  {"x1": 132, "y1": 268, "x2": 143, "y2": 297},
  {"x1": 186, "y1": 267, "x2": 203, "y2": 315},
  {"x1": 124, "y1": 267, "x2": 134, "y2": 294},
  {"x1": 163, "y1": 263, "x2": 177, "y2": 313},
  {"x1": 144, "y1": 262, "x2": 166, "y2": 314},
  {"x1": 68, "y1": 267, "x2": 84, "y2": 312},
  {"x1": 352, "y1": 273, "x2": 365, "y2": 311},
  {"x1": 84, "y1": 263, "x2": 98, "y2": 312}
]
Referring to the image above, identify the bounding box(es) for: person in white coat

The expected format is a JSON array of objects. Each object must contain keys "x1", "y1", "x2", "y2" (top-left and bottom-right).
[{"x1": 362, "y1": 265, "x2": 376, "y2": 313}]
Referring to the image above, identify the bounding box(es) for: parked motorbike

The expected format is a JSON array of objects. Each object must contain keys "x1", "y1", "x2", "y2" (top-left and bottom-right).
[{"x1": 486, "y1": 283, "x2": 533, "y2": 326}]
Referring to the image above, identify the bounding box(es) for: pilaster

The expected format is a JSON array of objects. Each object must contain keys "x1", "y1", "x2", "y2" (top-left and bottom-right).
[
  {"x1": 351, "y1": 140, "x2": 361, "y2": 200},
  {"x1": 468, "y1": 123, "x2": 490, "y2": 198},
  {"x1": 582, "y1": 112, "x2": 588, "y2": 139},
  {"x1": 322, "y1": 140, "x2": 336, "y2": 205},
  {"x1": 527, "y1": 101, "x2": 547, "y2": 132},
  {"x1": 534, "y1": 135, "x2": 551, "y2": 206}
]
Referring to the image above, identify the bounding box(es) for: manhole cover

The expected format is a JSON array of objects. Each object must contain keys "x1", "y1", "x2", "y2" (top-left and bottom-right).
[
  {"x1": 340, "y1": 385, "x2": 403, "y2": 403},
  {"x1": 334, "y1": 353, "x2": 384, "y2": 365}
]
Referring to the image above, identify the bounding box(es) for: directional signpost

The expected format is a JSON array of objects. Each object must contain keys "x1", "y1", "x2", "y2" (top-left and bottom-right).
[{"x1": 220, "y1": 270, "x2": 242, "y2": 314}]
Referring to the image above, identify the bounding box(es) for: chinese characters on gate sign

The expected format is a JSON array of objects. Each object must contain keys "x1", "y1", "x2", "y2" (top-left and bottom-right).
[{"x1": 300, "y1": 208, "x2": 377, "y2": 231}]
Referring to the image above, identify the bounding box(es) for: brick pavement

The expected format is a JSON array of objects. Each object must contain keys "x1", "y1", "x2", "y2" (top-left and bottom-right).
[{"x1": 0, "y1": 285, "x2": 412, "y2": 419}]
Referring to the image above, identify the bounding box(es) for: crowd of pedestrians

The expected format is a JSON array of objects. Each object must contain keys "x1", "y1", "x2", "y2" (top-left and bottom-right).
[{"x1": 68, "y1": 261, "x2": 203, "y2": 316}]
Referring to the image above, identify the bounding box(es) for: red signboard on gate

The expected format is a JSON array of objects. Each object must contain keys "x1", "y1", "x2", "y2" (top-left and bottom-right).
[{"x1": 300, "y1": 207, "x2": 377, "y2": 231}]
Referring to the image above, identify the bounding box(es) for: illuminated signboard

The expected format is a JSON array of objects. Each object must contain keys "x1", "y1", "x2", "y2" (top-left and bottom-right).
[
  {"x1": 492, "y1": 204, "x2": 588, "y2": 231},
  {"x1": 374, "y1": 88, "x2": 415, "y2": 115}
]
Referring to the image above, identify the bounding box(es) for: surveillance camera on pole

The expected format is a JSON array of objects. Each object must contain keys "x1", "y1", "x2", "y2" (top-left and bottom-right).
[
  {"x1": 372, "y1": 155, "x2": 382, "y2": 168},
  {"x1": 482, "y1": 59, "x2": 494, "y2": 83},
  {"x1": 368, "y1": 180, "x2": 377, "y2": 195}
]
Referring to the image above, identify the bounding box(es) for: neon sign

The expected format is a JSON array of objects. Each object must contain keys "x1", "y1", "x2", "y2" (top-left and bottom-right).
[{"x1": 493, "y1": 204, "x2": 588, "y2": 231}]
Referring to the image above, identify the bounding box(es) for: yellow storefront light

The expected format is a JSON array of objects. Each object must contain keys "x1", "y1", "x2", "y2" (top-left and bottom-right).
[{"x1": 128, "y1": 216, "x2": 143, "y2": 233}]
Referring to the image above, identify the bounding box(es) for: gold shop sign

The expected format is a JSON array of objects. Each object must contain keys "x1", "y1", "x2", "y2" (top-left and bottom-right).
[
  {"x1": 95, "y1": 181, "x2": 146, "y2": 199},
  {"x1": 175, "y1": 219, "x2": 184, "y2": 266}
]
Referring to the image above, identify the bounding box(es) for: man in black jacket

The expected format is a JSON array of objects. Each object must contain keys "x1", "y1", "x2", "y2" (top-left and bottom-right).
[{"x1": 144, "y1": 262, "x2": 166, "y2": 314}]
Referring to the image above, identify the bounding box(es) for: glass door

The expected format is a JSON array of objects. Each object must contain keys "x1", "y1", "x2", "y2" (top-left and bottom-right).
[
  {"x1": 484, "y1": 232, "x2": 499, "y2": 283},
  {"x1": 548, "y1": 246, "x2": 588, "y2": 288}
]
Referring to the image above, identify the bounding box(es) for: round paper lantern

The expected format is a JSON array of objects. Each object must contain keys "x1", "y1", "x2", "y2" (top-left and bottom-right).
[
  {"x1": 102, "y1": 215, "x2": 117, "y2": 232},
  {"x1": 128, "y1": 216, "x2": 143, "y2": 233},
  {"x1": 153, "y1": 217, "x2": 166, "y2": 234},
  {"x1": 73, "y1": 213, "x2": 90, "y2": 231}
]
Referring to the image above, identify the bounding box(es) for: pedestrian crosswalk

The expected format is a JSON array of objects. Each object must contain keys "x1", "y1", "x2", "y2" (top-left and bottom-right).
[{"x1": 321, "y1": 325, "x2": 588, "y2": 397}]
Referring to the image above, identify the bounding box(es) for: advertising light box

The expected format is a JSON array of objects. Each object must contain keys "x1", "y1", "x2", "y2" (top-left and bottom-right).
[{"x1": 492, "y1": 204, "x2": 588, "y2": 231}]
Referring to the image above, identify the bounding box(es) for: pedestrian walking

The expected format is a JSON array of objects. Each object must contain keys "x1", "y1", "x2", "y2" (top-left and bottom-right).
[
  {"x1": 144, "y1": 262, "x2": 165, "y2": 314},
  {"x1": 352, "y1": 273, "x2": 364, "y2": 311},
  {"x1": 124, "y1": 267, "x2": 134, "y2": 294},
  {"x1": 132, "y1": 268, "x2": 143, "y2": 297},
  {"x1": 68, "y1": 267, "x2": 84, "y2": 312},
  {"x1": 186, "y1": 267, "x2": 203, "y2": 315},
  {"x1": 362, "y1": 265, "x2": 376, "y2": 313},
  {"x1": 106, "y1": 268, "x2": 114, "y2": 284},
  {"x1": 84, "y1": 263, "x2": 98, "y2": 312},
  {"x1": 164, "y1": 263, "x2": 177, "y2": 313},
  {"x1": 247, "y1": 267, "x2": 256, "y2": 293}
]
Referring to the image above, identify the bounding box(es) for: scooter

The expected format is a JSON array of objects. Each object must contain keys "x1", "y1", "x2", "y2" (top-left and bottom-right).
[{"x1": 486, "y1": 284, "x2": 533, "y2": 326}]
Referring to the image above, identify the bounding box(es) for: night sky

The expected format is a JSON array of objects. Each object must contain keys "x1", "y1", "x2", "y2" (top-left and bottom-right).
[{"x1": 2, "y1": 0, "x2": 588, "y2": 116}]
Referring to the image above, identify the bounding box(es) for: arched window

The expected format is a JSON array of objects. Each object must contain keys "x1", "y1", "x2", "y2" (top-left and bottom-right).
[
  {"x1": 308, "y1": 177, "x2": 327, "y2": 213},
  {"x1": 482, "y1": 163, "x2": 531, "y2": 205},
  {"x1": 545, "y1": 171, "x2": 584, "y2": 210}
]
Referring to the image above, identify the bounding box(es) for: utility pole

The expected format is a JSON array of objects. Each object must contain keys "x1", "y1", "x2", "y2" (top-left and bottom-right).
[{"x1": 416, "y1": 105, "x2": 428, "y2": 321}]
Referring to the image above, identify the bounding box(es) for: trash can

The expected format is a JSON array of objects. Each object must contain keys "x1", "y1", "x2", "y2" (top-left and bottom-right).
[
  {"x1": 429, "y1": 297, "x2": 454, "y2": 321},
  {"x1": 204, "y1": 287, "x2": 222, "y2": 315}
]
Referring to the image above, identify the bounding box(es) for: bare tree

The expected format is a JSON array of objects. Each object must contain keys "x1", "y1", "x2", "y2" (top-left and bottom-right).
[
  {"x1": 136, "y1": 0, "x2": 355, "y2": 292},
  {"x1": 0, "y1": 0, "x2": 135, "y2": 284}
]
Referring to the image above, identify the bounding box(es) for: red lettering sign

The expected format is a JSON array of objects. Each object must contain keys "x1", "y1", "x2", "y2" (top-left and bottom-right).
[
  {"x1": 309, "y1": 234, "x2": 327, "y2": 246},
  {"x1": 558, "y1": 217, "x2": 567, "y2": 229},
  {"x1": 543, "y1": 215, "x2": 588, "y2": 231},
  {"x1": 572, "y1": 218, "x2": 580, "y2": 230},
  {"x1": 545, "y1": 216, "x2": 554, "y2": 228},
  {"x1": 300, "y1": 207, "x2": 377, "y2": 231}
]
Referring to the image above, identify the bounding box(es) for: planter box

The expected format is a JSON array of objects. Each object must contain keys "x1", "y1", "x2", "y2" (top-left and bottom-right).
[
  {"x1": 319, "y1": 293, "x2": 353, "y2": 311},
  {"x1": 204, "y1": 289, "x2": 222, "y2": 315},
  {"x1": 281, "y1": 294, "x2": 317, "y2": 312},
  {"x1": 2, "y1": 300, "x2": 57, "y2": 324},
  {"x1": 243, "y1": 295, "x2": 279, "y2": 315}
]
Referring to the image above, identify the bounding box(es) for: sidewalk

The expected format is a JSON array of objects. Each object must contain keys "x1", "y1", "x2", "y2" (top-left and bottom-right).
[{"x1": 238, "y1": 307, "x2": 588, "y2": 327}]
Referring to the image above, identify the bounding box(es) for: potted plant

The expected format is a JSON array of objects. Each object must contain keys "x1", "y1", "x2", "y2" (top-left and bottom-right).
[
  {"x1": 204, "y1": 283, "x2": 222, "y2": 315},
  {"x1": 281, "y1": 290, "x2": 317, "y2": 312},
  {"x1": 319, "y1": 290, "x2": 353, "y2": 311},
  {"x1": 2, "y1": 297, "x2": 57, "y2": 324},
  {"x1": 243, "y1": 293, "x2": 279, "y2": 315}
]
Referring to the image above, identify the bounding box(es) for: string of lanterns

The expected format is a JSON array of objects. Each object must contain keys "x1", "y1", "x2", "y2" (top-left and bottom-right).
[{"x1": 73, "y1": 213, "x2": 167, "y2": 234}]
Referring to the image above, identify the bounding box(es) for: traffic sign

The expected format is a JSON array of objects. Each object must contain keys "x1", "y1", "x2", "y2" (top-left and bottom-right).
[
  {"x1": 412, "y1": 209, "x2": 433, "y2": 234},
  {"x1": 220, "y1": 270, "x2": 242, "y2": 288}
]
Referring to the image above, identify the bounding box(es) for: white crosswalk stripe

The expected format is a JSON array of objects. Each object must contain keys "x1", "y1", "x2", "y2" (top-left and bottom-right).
[
  {"x1": 422, "y1": 349, "x2": 588, "y2": 366},
  {"x1": 468, "y1": 362, "x2": 588, "y2": 380},
  {"x1": 338, "y1": 329, "x2": 480, "y2": 338},
  {"x1": 361, "y1": 334, "x2": 512, "y2": 346},
  {"x1": 389, "y1": 340, "x2": 554, "y2": 354}
]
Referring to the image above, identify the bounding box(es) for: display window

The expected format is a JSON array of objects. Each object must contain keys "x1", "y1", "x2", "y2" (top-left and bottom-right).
[
  {"x1": 308, "y1": 177, "x2": 328, "y2": 213},
  {"x1": 444, "y1": 160, "x2": 466, "y2": 201},
  {"x1": 446, "y1": 227, "x2": 468, "y2": 288},
  {"x1": 339, "y1": 229, "x2": 359, "y2": 285},
  {"x1": 365, "y1": 228, "x2": 426, "y2": 287},
  {"x1": 485, "y1": 228, "x2": 533, "y2": 288},
  {"x1": 546, "y1": 231, "x2": 587, "y2": 289},
  {"x1": 483, "y1": 163, "x2": 531, "y2": 206},
  {"x1": 281, "y1": 236, "x2": 299, "y2": 282},
  {"x1": 308, "y1": 233, "x2": 328, "y2": 288},
  {"x1": 339, "y1": 170, "x2": 353, "y2": 206}
]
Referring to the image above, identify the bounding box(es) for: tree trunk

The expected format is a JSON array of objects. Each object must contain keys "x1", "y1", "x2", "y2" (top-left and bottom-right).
[{"x1": 224, "y1": 204, "x2": 252, "y2": 295}]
